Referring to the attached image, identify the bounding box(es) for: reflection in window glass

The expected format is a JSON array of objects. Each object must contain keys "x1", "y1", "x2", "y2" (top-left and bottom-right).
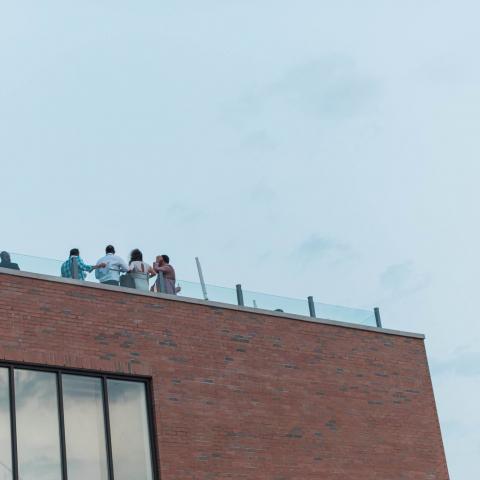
[
  {"x1": 15, "y1": 370, "x2": 62, "y2": 480},
  {"x1": 108, "y1": 380, "x2": 153, "y2": 480},
  {"x1": 63, "y1": 375, "x2": 108, "y2": 480},
  {"x1": 0, "y1": 368, "x2": 12, "y2": 480}
]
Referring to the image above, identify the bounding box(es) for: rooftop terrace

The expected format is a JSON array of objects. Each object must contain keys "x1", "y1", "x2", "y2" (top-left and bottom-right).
[{"x1": 1, "y1": 251, "x2": 384, "y2": 331}]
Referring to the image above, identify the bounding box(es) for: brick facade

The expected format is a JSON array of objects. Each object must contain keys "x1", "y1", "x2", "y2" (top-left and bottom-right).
[{"x1": 0, "y1": 270, "x2": 449, "y2": 479}]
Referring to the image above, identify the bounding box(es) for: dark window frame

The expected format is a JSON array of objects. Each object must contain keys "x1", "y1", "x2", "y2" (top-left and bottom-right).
[{"x1": 0, "y1": 361, "x2": 160, "y2": 480}]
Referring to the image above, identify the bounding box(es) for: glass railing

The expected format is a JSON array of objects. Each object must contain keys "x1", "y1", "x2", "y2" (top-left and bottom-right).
[
  {"x1": 178, "y1": 279, "x2": 239, "y2": 306},
  {"x1": 314, "y1": 300, "x2": 376, "y2": 326},
  {"x1": 0, "y1": 251, "x2": 379, "y2": 328},
  {"x1": 242, "y1": 288, "x2": 310, "y2": 317},
  {"x1": 8, "y1": 252, "x2": 63, "y2": 278}
]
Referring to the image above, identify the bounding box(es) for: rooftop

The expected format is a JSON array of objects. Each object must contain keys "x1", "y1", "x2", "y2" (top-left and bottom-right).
[{"x1": 0, "y1": 251, "x2": 423, "y2": 339}]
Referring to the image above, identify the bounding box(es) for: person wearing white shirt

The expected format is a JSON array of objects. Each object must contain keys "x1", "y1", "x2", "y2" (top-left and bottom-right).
[
  {"x1": 95, "y1": 245, "x2": 129, "y2": 286},
  {"x1": 128, "y1": 248, "x2": 156, "y2": 291}
]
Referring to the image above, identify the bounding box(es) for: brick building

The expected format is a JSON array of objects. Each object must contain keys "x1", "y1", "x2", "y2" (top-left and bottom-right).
[{"x1": 0, "y1": 267, "x2": 449, "y2": 479}]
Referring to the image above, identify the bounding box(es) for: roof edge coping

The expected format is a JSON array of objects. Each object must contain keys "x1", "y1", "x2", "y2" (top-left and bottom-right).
[{"x1": 0, "y1": 267, "x2": 425, "y2": 339}]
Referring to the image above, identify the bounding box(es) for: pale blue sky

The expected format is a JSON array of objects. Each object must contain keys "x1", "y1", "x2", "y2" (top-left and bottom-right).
[{"x1": 1, "y1": 1, "x2": 478, "y2": 476}]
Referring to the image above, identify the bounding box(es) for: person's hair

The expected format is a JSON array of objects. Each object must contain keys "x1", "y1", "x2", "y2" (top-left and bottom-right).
[
  {"x1": 130, "y1": 249, "x2": 143, "y2": 263},
  {"x1": 70, "y1": 248, "x2": 80, "y2": 257},
  {"x1": 0, "y1": 251, "x2": 11, "y2": 263},
  {"x1": 161, "y1": 254, "x2": 170, "y2": 264},
  {"x1": 106, "y1": 245, "x2": 115, "y2": 254}
]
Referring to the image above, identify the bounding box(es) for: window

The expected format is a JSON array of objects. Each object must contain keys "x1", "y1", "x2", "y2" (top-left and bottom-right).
[
  {"x1": 15, "y1": 370, "x2": 62, "y2": 480},
  {"x1": 0, "y1": 368, "x2": 12, "y2": 480},
  {"x1": 108, "y1": 380, "x2": 153, "y2": 480},
  {"x1": 63, "y1": 375, "x2": 108, "y2": 480},
  {"x1": 0, "y1": 365, "x2": 156, "y2": 480}
]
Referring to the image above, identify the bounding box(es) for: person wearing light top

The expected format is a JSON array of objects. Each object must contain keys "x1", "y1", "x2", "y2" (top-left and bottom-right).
[
  {"x1": 95, "y1": 245, "x2": 129, "y2": 286},
  {"x1": 128, "y1": 249, "x2": 156, "y2": 291}
]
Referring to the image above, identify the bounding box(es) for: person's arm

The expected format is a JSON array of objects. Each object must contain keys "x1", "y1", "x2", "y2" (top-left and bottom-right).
[
  {"x1": 117, "y1": 257, "x2": 129, "y2": 273},
  {"x1": 156, "y1": 265, "x2": 170, "y2": 274},
  {"x1": 60, "y1": 261, "x2": 68, "y2": 278},
  {"x1": 156, "y1": 265, "x2": 174, "y2": 279},
  {"x1": 78, "y1": 257, "x2": 105, "y2": 272},
  {"x1": 77, "y1": 257, "x2": 94, "y2": 273},
  {"x1": 95, "y1": 258, "x2": 106, "y2": 279},
  {"x1": 148, "y1": 265, "x2": 156, "y2": 277}
]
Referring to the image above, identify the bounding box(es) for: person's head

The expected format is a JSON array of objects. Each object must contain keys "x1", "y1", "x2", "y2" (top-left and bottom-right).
[
  {"x1": 0, "y1": 251, "x2": 11, "y2": 263},
  {"x1": 130, "y1": 249, "x2": 143, "y2": 263},
  {"x1": 69, "y1": 248, "x2": 80, "y2": 257},
  {"x1": 156, "y1": 254, "x2": 170, "y2": 266},
  {"x1": 105, "y1": 245, "x2": 115, "y2": 254}
]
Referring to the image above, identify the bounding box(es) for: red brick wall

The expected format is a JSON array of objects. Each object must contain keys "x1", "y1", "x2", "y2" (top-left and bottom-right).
[{"x1": 0, "y1": 271, "x2": 449, "y2": 480}]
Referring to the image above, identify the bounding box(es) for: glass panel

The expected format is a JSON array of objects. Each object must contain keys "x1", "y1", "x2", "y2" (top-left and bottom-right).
[
  {"x1": 176, "y1": 279, "x2": 238, "y2": 304},
  {"x1": 8, "y1": 252, "x2": 63, "y2": 278},
  {"x1": 108, "y1": 380, "x2": 153, "y2": 480},
  {"x1": 203, "y1": 283, "x2": 238, "y2": 304},
  {"x1": 175, "y1": 279, "x2": 205, "y2": 300},
  {"x1": 243, "y1": 289, "x2": 310, "y2": 316},
  {"x1": 62, "y1": 375, "x2": 108, "y2": 480},
  {"x1": 15, "y1": 370, "x2": 62, "y2": 480},
  {"x1": 0, "y1": 368, "x2": 12, "y2": 480},
  {"x1": 314, "y1": 301, "x2": 377, "y2": 326}
]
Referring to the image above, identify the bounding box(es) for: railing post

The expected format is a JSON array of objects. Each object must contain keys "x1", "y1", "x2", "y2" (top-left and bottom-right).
[
  {"x1": 156, "y1": 271, "x2": 166, "y2": 293},
  {"x1": 195, "y1": 257, "x2": 208, "y2": 300},
  {"x1": 308, "y1": 296, "x2": 316, "y2": 318},
  {"x1": 71, "y1": 256, "x2": 79, "y2": 280},
  {"x1": 374, "y1": 307, "x2": 382, "y2": 328},
  {"x1": 236, "y1": 284, "x2": 244, "y2": 306}
]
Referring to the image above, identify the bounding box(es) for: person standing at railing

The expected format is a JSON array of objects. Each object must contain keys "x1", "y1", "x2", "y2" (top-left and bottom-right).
[
  {"x1": 95, "y1": 245, "x2": 129, "y2": 286},
  {"x1": 152, "y1": 254, "x2": 177, "y2": 294},
  {"x1": 61, "y1": 248, "x2": 105, "y2": 280},
  {"x1": 0, "y1": 251, "x2": 20, "y2": 271},
  {"x1": 128, "y1": 249, "x2": 156, "y2": 291}
]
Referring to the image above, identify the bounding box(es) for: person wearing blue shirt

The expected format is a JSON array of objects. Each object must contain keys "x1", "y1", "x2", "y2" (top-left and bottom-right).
[
  {"x1": 61, "y1": 248, "x2": 105, "y2": 280},
  {"x1": 95, "y1": 245, "x2": 129, "y2": 286}
]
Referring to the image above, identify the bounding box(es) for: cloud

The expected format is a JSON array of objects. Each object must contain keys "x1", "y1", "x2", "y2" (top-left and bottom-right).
[
  {"x1": 294, "y1": 234, "x2": 354, "y2": 266},
  {"x1": 267, "y1": 58, "x2": 379, "y2": 119},
  {"x1": 226, "y1": 57, "x2": 379, "y2": 127},
  {"x1": 249, "y1": 180, "x2": 276, "y2": 204},
  {"x1": 380, "y1": 261, "x2": 431, "y2": 297},
  {"x1": 419, "y1": 55, "x2": 474, "y2": 87},
  {"x1": 239, "y1": 130, "x2": 277, "y2": 152},
  {"x1": 166, "y1": 203, "x2": 203, "y2": 224},
  {"x1": 430, "y1": 349, "x2": 480, "y2": 377}
]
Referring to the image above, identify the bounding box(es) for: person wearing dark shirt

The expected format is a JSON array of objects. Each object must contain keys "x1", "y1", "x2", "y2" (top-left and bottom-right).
[
  {"x1": 0, "y1": 251, "x2": 20, "y2": 270},
  {"x1": 153, "y1": 254, "x2": 178, "y2": 294}
]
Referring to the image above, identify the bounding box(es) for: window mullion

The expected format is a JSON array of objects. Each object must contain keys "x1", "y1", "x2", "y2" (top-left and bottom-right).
[
  {"x1": 9, "y1": 368, "x2": 18, "y2": 480},
  {"x1": 145, "y1": 381, "x2": 160, "y2": 480},
  {"x1": 102, "y1": 377, "x2": 115, "y2": 480},
  {"x1": 56, "y1": 373, "x2": 69, "y2": 480}
]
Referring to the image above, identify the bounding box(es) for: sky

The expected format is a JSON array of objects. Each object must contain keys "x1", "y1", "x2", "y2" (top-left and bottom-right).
[{"x1": 0, "y1": 0, "x2": 478, "y2": 476}]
